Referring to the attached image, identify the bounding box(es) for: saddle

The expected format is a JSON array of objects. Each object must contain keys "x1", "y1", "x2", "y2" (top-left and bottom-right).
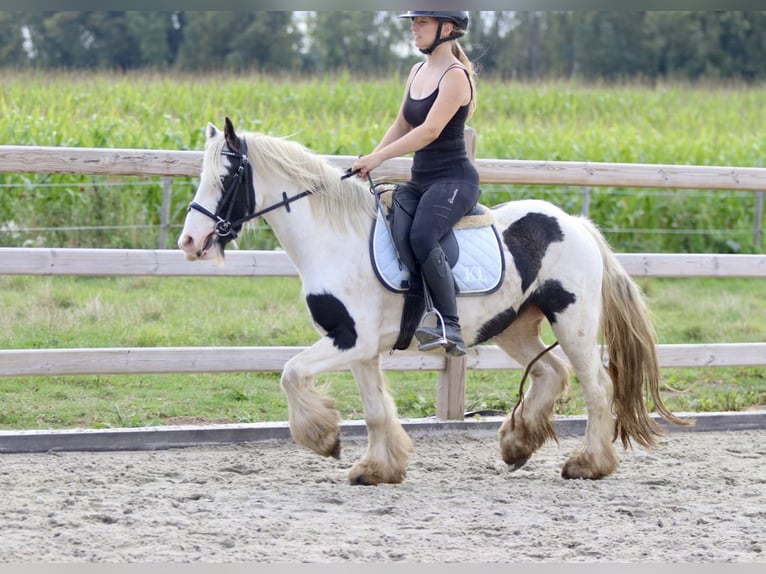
[
  {"x1": 368, "y1": 184, "x2": 506, "y2": 351},
  {"x1": 369, "y1": 184, "x2": 505, "y2": 296}
]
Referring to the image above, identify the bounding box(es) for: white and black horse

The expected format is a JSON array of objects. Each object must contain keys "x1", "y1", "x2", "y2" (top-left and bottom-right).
[{"x1": 178, "y1": 118, "x2": 691, "y2": 485}]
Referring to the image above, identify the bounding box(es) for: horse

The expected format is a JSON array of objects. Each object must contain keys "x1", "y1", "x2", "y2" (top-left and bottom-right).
[{"x1": 177, "y1": 117, "x2": 692, "y2": 485}]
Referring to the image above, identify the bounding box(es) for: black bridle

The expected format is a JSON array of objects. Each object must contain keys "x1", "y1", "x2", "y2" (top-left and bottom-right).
[{"x1": 187, "y1": 136, "x2": 313, "y2": 246}]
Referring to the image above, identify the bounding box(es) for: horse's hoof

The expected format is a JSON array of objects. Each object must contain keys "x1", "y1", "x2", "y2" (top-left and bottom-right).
[
  {"x1": 348, "y1": 473, "x2": 382, "y2": 486},
  {"x1": 561, "y1": 447, "x2": 619, "y2": 480},
  {"x1": 561, "y1": 463, "x2": 602, "y2": 480},
  {"x1": 311, "y1": 432, "x2": 341, "y2": 459},
  {"x1": 499, "y1": 438, "x2": 534, "y2": 470},
  {"x1": 348, "y1": 462, "x2": 405, "y2": 485},
  {"x1": 328, "y1": 435, "x2": 341, "y2": 460}
]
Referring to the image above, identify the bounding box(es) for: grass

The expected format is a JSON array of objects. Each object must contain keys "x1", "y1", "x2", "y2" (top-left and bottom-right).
[{"x1": 0, "y1": 274, "x2": 763, "y2": 430}]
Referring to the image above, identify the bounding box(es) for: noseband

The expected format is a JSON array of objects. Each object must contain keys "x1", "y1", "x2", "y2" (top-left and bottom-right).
[{"x1": 187, "y1": 136, "x2": 313, "y2": 245}]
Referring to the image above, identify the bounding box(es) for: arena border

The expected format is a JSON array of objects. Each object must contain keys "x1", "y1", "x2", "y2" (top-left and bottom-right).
[{"x1": 0, "y1": 411, "x2": 764, "y2": 454}]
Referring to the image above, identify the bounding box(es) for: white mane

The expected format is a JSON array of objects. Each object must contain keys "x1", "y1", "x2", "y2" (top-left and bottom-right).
[{"x1": 203, "y1": 130, "x2": 377, "y2": 236}]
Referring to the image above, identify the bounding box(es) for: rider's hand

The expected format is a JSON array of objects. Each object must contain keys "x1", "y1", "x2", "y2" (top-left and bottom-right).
[{"x1": 351, "y1": 153, "x2": 383, "y2": 178}]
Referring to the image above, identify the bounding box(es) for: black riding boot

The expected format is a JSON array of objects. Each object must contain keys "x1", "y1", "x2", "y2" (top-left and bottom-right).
[{"x1": 414, "y1": 247, "x2": 466, "y2": 357}]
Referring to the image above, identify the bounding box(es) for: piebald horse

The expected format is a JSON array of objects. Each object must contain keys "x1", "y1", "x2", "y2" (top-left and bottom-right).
[{"x1": 178, "y1": 117, "x2": 691, "y2": 485}]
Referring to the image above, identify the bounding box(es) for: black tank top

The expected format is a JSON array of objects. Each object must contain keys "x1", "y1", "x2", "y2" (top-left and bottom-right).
[{"x1": 402, "y1": 63, "x2": 472, "y2": 154}]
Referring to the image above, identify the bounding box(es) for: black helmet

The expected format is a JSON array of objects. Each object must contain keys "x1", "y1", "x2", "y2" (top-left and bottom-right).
[
  {"x1": 398, "y1": 11, "x2": 469, "y2": 32},
  {"x1": 399, "y1": 11, "x2": 469, "y2": 54}
]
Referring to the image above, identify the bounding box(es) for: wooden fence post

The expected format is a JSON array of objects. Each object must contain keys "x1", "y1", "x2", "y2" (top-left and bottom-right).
[
  {"x1": 754, "y1": 191, "x2": 763, "y2": 251},
  {"x1": 159, "y1": 177, "x2": 172, "y2": 250},
  {"x1": 581, "y1": 186, "x2": 591, "y2": 217},
  {"x1": 435, "y1": 126, "x2": 476, "y2": 420}
]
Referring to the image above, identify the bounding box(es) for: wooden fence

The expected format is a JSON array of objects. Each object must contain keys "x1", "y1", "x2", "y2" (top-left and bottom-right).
[{"x1": 1, "y1": 144, "x2": 765, "y2": 420}]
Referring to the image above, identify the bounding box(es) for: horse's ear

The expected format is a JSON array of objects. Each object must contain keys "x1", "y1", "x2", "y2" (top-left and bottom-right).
[
  {"x1": 224, "y1": 116, "x2": 240, "y2": 153},
  {"x1": 206, "y1": 122, "x2": 218, "y2": 139}
]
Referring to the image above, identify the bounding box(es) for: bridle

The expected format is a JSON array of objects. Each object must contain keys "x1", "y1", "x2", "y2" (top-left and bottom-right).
[{"x1": 187, "y1": 136, "x2": 313, "y2": 245}]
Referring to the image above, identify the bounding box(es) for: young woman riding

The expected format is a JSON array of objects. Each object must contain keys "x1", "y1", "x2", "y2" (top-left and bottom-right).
[{"x1": 352, "y1": 10, "x2": 479, "y2": 357}]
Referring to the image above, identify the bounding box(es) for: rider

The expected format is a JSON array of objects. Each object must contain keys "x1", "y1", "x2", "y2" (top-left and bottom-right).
[{"x1": 352, "y1": 11, "x2": 479, "y2": 357}]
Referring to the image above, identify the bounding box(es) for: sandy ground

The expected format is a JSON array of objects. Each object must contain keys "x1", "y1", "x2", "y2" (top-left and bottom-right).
[{"x1": 0, "y1": 427, "x2": 764, "y2": 563}]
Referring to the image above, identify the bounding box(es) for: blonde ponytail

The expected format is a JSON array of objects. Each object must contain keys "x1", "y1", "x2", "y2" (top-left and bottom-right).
[{"x1": 452, "y1": 41, "x2": 477, "y2": 118}]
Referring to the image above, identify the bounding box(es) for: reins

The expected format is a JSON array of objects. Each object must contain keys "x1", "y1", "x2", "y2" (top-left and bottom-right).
[
  {"x1": 510, "y1": 340, "x2": 560, "y2": 431},
  {"x1": 341, "y1": 168, "x2": 379, "y2": 195},
  {"x1": 189, "y1": 146, "x2": 380, "y2": 245}
]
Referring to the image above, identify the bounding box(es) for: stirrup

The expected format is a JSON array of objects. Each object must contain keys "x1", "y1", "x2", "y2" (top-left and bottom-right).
[{"x1": 415, "y1": 308, "x2": 448, "y2": 351}]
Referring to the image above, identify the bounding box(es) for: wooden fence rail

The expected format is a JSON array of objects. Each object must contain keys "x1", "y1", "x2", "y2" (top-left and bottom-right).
[
  {"x1": 2, "y1": 343, "x2": 765, "y2": 378},
  {"x1": 1, "y1": 144, "x2": 765, "y2": 420},
  {"x1": 2, "y1": 144, "x2": 766, "y2": 190},
  {"x1": 2, "y1": 248, "x2": 766, "y2": 278}
]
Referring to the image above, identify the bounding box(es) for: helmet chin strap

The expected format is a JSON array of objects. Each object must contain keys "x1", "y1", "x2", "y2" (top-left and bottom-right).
[
  {"x1": 419, "y1": 21, "x2": 464, "y2": 54},
  {"x1": 420, "y1": 20, "x2": 443, "y2": 54}
]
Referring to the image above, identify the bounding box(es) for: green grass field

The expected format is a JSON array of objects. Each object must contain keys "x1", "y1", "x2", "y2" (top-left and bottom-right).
[
  {"x1": 0, "y1": 71, "x2": 764, "y2": 429},
  {"x1": 0, "y1": 274, "x2": 763, "y2": 429}
]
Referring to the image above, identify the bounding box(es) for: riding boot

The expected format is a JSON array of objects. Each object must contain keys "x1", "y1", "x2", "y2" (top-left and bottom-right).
[{"x1": 414, "y1": 247, "x2": 466, "y2": 357}]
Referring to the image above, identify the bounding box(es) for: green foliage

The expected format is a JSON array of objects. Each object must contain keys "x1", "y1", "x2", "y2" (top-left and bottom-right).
[
  {"x1": 4, "y1": 12, "x2": 766, "y2": 83},
  {"x1": 0, "y1": 71, "x2": 764, "y2": 253}
]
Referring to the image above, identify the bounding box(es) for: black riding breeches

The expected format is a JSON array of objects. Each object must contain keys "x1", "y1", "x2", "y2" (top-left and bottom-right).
[{"x1": 393, "y1": 152, "x2": 481, "y2": 265}]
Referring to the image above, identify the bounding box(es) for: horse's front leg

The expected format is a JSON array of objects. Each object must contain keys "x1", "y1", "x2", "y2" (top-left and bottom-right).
[
  {"x1": 280, "y1": 338, "x2": 347, "y2": 460},
  {"x1": 348, "y1": 358, "x2": 414, "y2": 485}
]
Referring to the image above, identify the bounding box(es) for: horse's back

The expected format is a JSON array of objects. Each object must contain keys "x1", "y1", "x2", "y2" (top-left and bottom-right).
[
  {"x1": 494, "y1": 198, "x2": 599, "y2": 245},
  {"x1": 491, "y1": 198, "x2": 570, "y2": 226},
  {"x1": 492, "y1": 198, "x2": 604, "y2": 282}
]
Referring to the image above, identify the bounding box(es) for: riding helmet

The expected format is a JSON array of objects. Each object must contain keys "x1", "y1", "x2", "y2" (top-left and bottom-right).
[
  {"x1": 398, "y1": 11, "x2": 469, "y2": 31},
  {"x1": 399, "y1": 11, "x2": 469, "y2": 54}
]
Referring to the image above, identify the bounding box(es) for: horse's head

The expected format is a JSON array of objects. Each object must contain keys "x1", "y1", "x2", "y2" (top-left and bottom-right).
[
  {"x1": 177, "y1": 117, "x2": 254, "y2": 263},
  {"x1": 179, "y1": 118, "x2": 379, "y2": 265}
]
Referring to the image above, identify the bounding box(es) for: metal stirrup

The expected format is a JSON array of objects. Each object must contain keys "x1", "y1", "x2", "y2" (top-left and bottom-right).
[{"x1": 417, "y1": 278, "x2": 449, "y2": 350}]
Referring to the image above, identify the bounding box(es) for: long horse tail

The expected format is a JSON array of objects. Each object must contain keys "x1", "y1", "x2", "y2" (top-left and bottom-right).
[{"x1": 579, "y1": 218, "x2": 694, "y2": 449}]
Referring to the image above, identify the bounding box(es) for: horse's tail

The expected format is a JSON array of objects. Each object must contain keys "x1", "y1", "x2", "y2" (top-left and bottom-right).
[{"x1": 579, "y1": 217, "x2": 694, "y2": 448}]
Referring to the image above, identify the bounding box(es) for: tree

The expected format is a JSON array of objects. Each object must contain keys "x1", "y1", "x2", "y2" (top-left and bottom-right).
[
  {"x1": 33, "y1": 11, "x2": 95, "y2": 69},
  {"x1": 126, "y1": 12, "x2": 177, "y2": 69},
  {"x1": 85, "y1": 12, "x2": 141, "y2": 70},
  {"x1": 174, "y1": 12, "x2": 246, "y2": 71},
  {"x1": 0, "y1": 12, "x2": 32, "y2": 67},
  {"x1": 307, "y1": 11, "x2": 405, "y2": 74},
  {"x1": 18, "y1": 11, "x2": 142, "y2": 70},
  {"x1": 571, "y1": 12, "x2": 650, "y2": 80},
  {"x1": 1, "y1": 10, "x2": 765, "y2": 82},
  {"x1": 708, "y1": 11, "x2": 766, "y2": 81},
  {"x1": 225, "y1": 12, "x2": 302, "y2": 73}
]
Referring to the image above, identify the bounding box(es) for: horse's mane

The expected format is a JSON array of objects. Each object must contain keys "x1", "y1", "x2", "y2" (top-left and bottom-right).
[{"x1": 204, "y1": 130, "x2": 377, "y2": 235}]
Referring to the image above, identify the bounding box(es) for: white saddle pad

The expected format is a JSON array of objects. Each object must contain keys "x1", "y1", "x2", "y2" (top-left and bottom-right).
[{"x1": 370, "y1": 209, "x2": 505, "y2": 295}]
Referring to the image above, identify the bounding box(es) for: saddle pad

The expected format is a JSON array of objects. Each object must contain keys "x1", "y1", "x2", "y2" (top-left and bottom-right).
[{"x1": 370, "y1": 210, "x2": 505, "y2": 295}]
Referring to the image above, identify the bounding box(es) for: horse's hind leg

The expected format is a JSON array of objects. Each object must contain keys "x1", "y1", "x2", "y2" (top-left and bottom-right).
[
  {"x1": 347, "y1": 358, "x2": 414, "y2": 485},
  {"x1": 495, "y1": 307, "x2": 571, "y2": 469},
  {"x1": 553, "y1": 312, "x2": 620, "y2": 479}
]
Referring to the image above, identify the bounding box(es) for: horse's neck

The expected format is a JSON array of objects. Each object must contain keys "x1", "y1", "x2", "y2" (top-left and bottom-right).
[{"x1": 261, "y1": 191, "x2": 366, "y2": 274}]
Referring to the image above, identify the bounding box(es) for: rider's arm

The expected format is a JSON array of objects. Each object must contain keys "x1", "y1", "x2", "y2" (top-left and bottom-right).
[{"x1": 353, "y1": 67, "x2": 470, "y2": 176}]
